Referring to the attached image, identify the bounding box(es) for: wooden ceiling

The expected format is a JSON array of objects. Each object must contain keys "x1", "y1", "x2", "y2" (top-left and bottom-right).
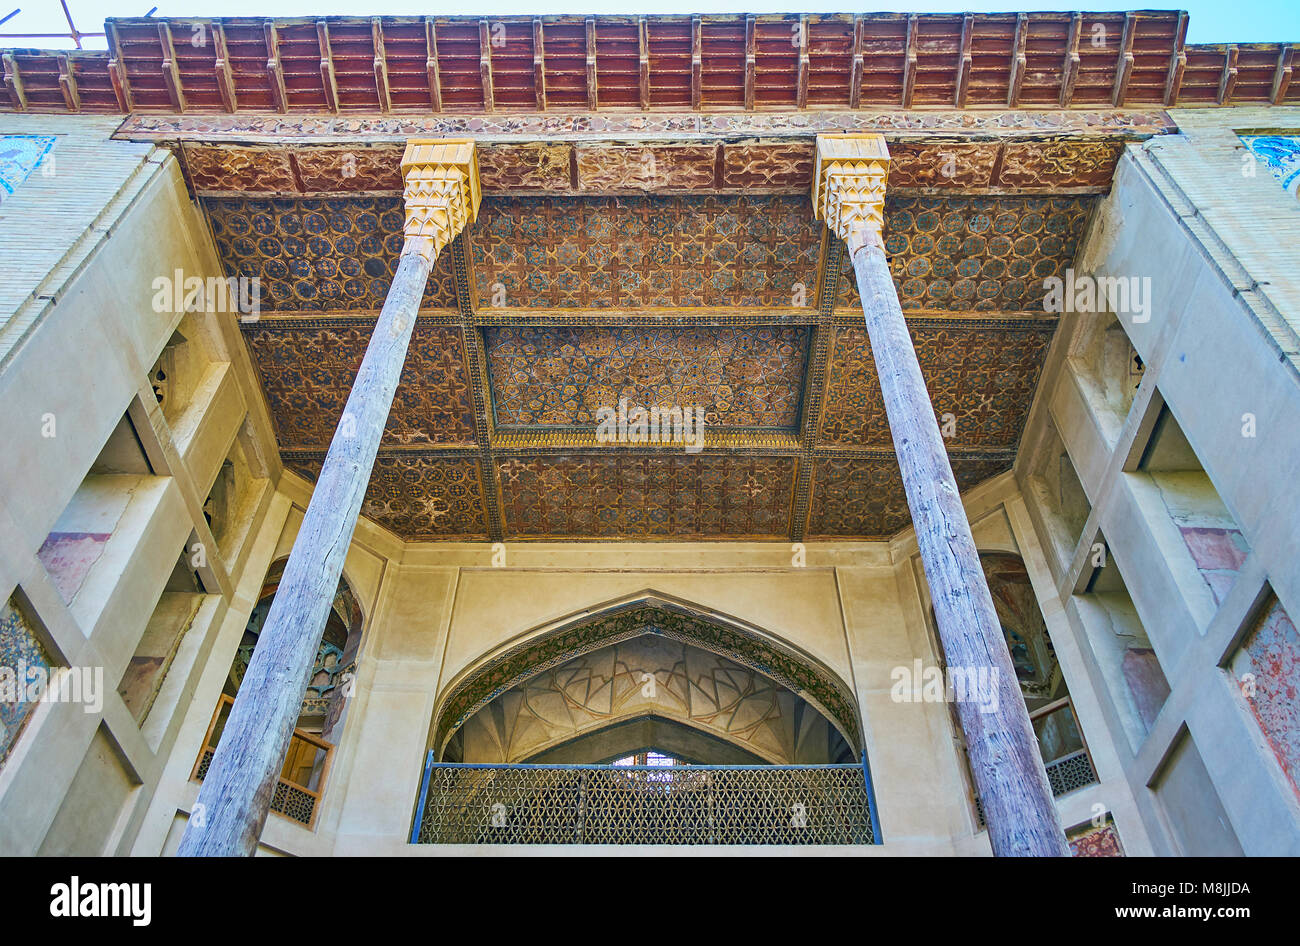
[
  {"x1": 213, "y1": 184, "x2": 1087, "y2": 543},
  {"x1": 0, "y1": 11, "x2": 1296, "y2": 114},
  {"x1": 15, "y1": 8, "x2": 1291, "y2": 543}
]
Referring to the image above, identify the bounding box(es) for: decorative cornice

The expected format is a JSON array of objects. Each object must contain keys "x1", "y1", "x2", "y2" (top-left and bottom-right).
[
  {"x1": 400, "y1": 138, "x2": 481, "y2": 263},
  {"x1": 813, "y1": 134, "x2": 890, "y2": 255}
]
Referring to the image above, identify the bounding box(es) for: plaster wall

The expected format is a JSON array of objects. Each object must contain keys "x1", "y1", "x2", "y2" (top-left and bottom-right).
[
  {"x1": 1014, "y1": 107, "x2": 1300, "y2": 856},
  {"x1": 5, "y1": 109, "x2": 1299, "y2": 858},
  {"x1": 0, "y1": 118, "x2": 285, "y2": 856}
]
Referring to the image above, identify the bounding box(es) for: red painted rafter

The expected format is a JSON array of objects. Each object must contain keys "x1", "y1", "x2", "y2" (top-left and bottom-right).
[{"x1": 7, "y1": 13, "x2": 1300, "y2": 116}]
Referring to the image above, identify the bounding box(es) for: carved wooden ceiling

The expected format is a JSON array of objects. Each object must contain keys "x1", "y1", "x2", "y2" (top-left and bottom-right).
[
  {"x1": 205, "y1": 170, "x2": 1089, "y2": 542},
  {"x1": 17, "y1": 9, "x2": 1290, "y2": 542}
]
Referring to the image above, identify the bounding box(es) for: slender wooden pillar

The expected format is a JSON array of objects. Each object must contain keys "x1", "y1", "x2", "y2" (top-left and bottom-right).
[
  {"x1": 178, "y1": 140, "x2": 480, "y2": 857},
  {"x1": 813, "y1": 135, "x2": 1068, "y2": 857}
]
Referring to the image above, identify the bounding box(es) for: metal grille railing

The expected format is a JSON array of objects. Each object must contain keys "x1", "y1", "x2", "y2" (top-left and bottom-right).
[
  {"x1": 412, "y1": 762, "x2": 877, "y2": 845},
  {"x1": 972, "y1": 696, "x2": 1099, "y2": 828}
]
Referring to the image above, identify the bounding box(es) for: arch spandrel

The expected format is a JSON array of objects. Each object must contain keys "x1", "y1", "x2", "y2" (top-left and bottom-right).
[{"x1": 432, "y1": 594, "x2": 862, "y2": 758}]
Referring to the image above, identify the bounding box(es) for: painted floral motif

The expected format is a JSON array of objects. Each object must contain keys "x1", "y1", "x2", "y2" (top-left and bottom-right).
[
  {"x1": 1240, "y1": 135, "x2": 1300, "y2": 200},
  {"x1": 1231, "y1": 595, "x2": 1300, "y2": 801},
  {"x1": 244, "y1": 320, "x2": 477, "y2": 449},
  {"x1": 0, "y1": 135, "x2": 54, "y2": 200},
  {"x1": 486, "y1": 325, "x2": 810, "y2": 428},
  {"x1": 471, "y1": 195, "x2": 822, "y2": 308},
  {"x1": 838, "y1": 195, "x2": 1095, "y2": 312},
  {"x1": 497, "y1": 454, "x2": 795, "y2": 538},
  {"x1": 205, "y1": 196, "x2": 459, "y2": 310},
  {"x1": 821, "y1": 321, "x2": 1055, "y2": 448},
  {"x1": 1069, "y1": 820, "x2": 1125, "y2": 856}
]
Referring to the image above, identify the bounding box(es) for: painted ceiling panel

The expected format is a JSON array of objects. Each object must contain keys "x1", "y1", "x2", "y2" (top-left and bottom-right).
[
  {"x1": 806, "y1": 455, "x2": 1012, "y2": 538},
  {"x1": 485, "y1": 325, "x2": 811, "y2": 429},
  {"x1": 285, "y1": 453, "x2": 489, "y2": 540},
  {"x1": 226, "y1": 189, "x2": 1079, "y2": 541},
  {"x1": 820, "y1": 320, "x2": 1056, "y2": 448},
  {"x1": 245, "y1": 319, "x2": 477, "y2": 450},
  {"x1": 206, "y1": 196, "x2": 460, "y2": 310},
  {"x1": 470, "y1": 195, "x2": 823, "y2": 309},
  {"x1": 837, "y1": 195, "x2": 1094, "y2": 311},
  {"x1": 495, "y1": 454, "x2": 797, "y2": 538}
]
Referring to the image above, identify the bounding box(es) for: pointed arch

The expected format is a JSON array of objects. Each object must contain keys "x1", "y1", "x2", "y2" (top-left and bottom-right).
[
  {"x1": 433, "y1": 591, "x2": 862, "y2": 758},
  {"x1": 233, "y1": 556, "x2": 367, "y2": 740}
]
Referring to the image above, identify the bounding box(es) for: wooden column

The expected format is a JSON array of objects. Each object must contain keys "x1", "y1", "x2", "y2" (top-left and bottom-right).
[
  {"x1": 813, "y1": 135, "x2": 1068, "y2": 857},
  {"x1": 178, "y1": 140, "x2": 480, "y2": 857}
]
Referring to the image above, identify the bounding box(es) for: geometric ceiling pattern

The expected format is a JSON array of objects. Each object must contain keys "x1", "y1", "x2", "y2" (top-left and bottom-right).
[
  {"x1": 32, "y1": 12, "x2": 1264, "y2": 544},
  {"x1": 228, "y1": 189, "x2": 1083, "y2": 541},
  {"x1": 27, "y1": 10, "x2": 1271, "y2": 546},
  {"x1": 446, "y1": 636, "x2": 856, "y2": 765},
  {"x1": 433, "y1": 598, "x2": 862, "y2": 757}
]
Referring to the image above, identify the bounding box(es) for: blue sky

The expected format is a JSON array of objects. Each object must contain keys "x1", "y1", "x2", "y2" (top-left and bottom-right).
[{"x1": 4, "y1": 1, "x2": 1297, "y2": 50}]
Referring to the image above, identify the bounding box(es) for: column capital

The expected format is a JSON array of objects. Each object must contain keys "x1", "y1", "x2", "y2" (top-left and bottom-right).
[
  {"x1": 401, "y1": 138, "x2": 482, "y2": 264},
  {"x1": 812, "y1": 134, "x2": 890, "y2": 255}
]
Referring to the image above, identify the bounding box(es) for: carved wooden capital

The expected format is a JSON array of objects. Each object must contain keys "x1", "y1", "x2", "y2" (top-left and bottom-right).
[
  {"x1": 812, "y1": 134, "x2": 890, "y2": 254},
  {"x1": 401, "y1": 138, "x2": 482, "y2": 264}
]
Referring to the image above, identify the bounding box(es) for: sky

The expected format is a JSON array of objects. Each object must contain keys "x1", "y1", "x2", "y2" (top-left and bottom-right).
[{"x1": 2, "y1": 1, "x2": 1296, "y2": 49}]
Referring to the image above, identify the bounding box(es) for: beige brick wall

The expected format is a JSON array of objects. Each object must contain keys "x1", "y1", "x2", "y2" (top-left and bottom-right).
[
  {"x1": 0, "y1": 114, "x2": 163, "y2": 367},
  {"x1": 1139, "y1": 107, "x2": 1300, "y2": 371}
]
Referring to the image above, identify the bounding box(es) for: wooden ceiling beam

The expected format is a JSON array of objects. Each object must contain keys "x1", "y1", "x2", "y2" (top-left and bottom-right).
[
  {"x1": 956, "y1": 14, "x2": 974, "y2": 107},
  {"x1": 1111, "y1": 12, "x2": 1136, "y2": 106},
  {"x1": 158, "y1": 22, "x2": 187, "y2": 112},
  {"x1": 691, "y1": 16, "x2": 702, "y2": 110},
  {"x1": 425, "y1": 17, "x2": 442, "y2": 112},
  {"x1": 849, "y1": 15, "x2": 865, "y2": 109},
  {"x1": 533, "y1": 18, "x2": 547, "y2": 111},
  {"x1": 105, "y1": 20, "x2": 133, "y2": 111},
  {"x1": 1163, "y1": 12, "x2": 1188, "y2": 105},
  {"x1": 744, "y1": 14, "x2": 756, "y2": 111},
  {"x1": 479, "y1": 19, "x2": 496, "y2": 112},
  {"x1": 585, "y1": 17, "x2": 597, "y2": 111},
  {"x1": 372, "y1": 18, "x2": 391, "y2": 113},
  {"x1": 2, "y1": 53, "x2": 25, "y2": 111},
  {"x1": 1007, "y1": 14, "x2": 1028, "y2": 107},
  {"x1": 1218, "y1": 44, "x2": 1239, "y2": 104},
  {"x1": 1060, "y1": 13, "x2": 1082, "y2": 106},
  {"x1": 264, "y1": 20, "x2": 288, "y2": 114},
  {"x1": 1271, "y1": 45, "x2": 1294, "y2": 105},
  {"x1": 638, "y1": 16, "x2": 650, "y2": 109},
  {"x1": 213, "y1": 22, "x2": 238, "y2": 112},
  {"x1": 317, "y1": 20, "x2": 339, "y2": 113},
  {"x1": 902, "y1": 15, "x2": 918, "y2": 108},
  {"x1": 796, "y1": 14, "x2": 809, "y2": 109},
  {"x1": 57, "y1": 52, "x2": 80, "y2": 111}
]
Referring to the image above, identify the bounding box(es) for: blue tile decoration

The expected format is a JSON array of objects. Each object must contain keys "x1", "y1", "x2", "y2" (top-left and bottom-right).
[
  {"x1": 0, "y1": 135, "x2": 55, "y2": 200},
  {"x1": 1240, "y1": 135, "x2": 1300, "y2": 199}
]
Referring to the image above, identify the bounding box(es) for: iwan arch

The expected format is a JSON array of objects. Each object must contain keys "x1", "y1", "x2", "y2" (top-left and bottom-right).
[{"x1": 1, "y1": 8, "x2": 1299, "y2": 857}]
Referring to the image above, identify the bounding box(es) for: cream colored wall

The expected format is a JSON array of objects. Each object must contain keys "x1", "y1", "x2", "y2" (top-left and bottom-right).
[
  {"x1": 0, "y1": 118, "x2": 285, "y2": 856},
  {"x1": 8, "y1": 108, "x2": 1298, "y2": 858},
  {"x1": 144, "y1": 463, "x2": 1138, "y2": 857},
  {"x1": 1013, "y1": 107, "x2": 1300, "y2": 856}
]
